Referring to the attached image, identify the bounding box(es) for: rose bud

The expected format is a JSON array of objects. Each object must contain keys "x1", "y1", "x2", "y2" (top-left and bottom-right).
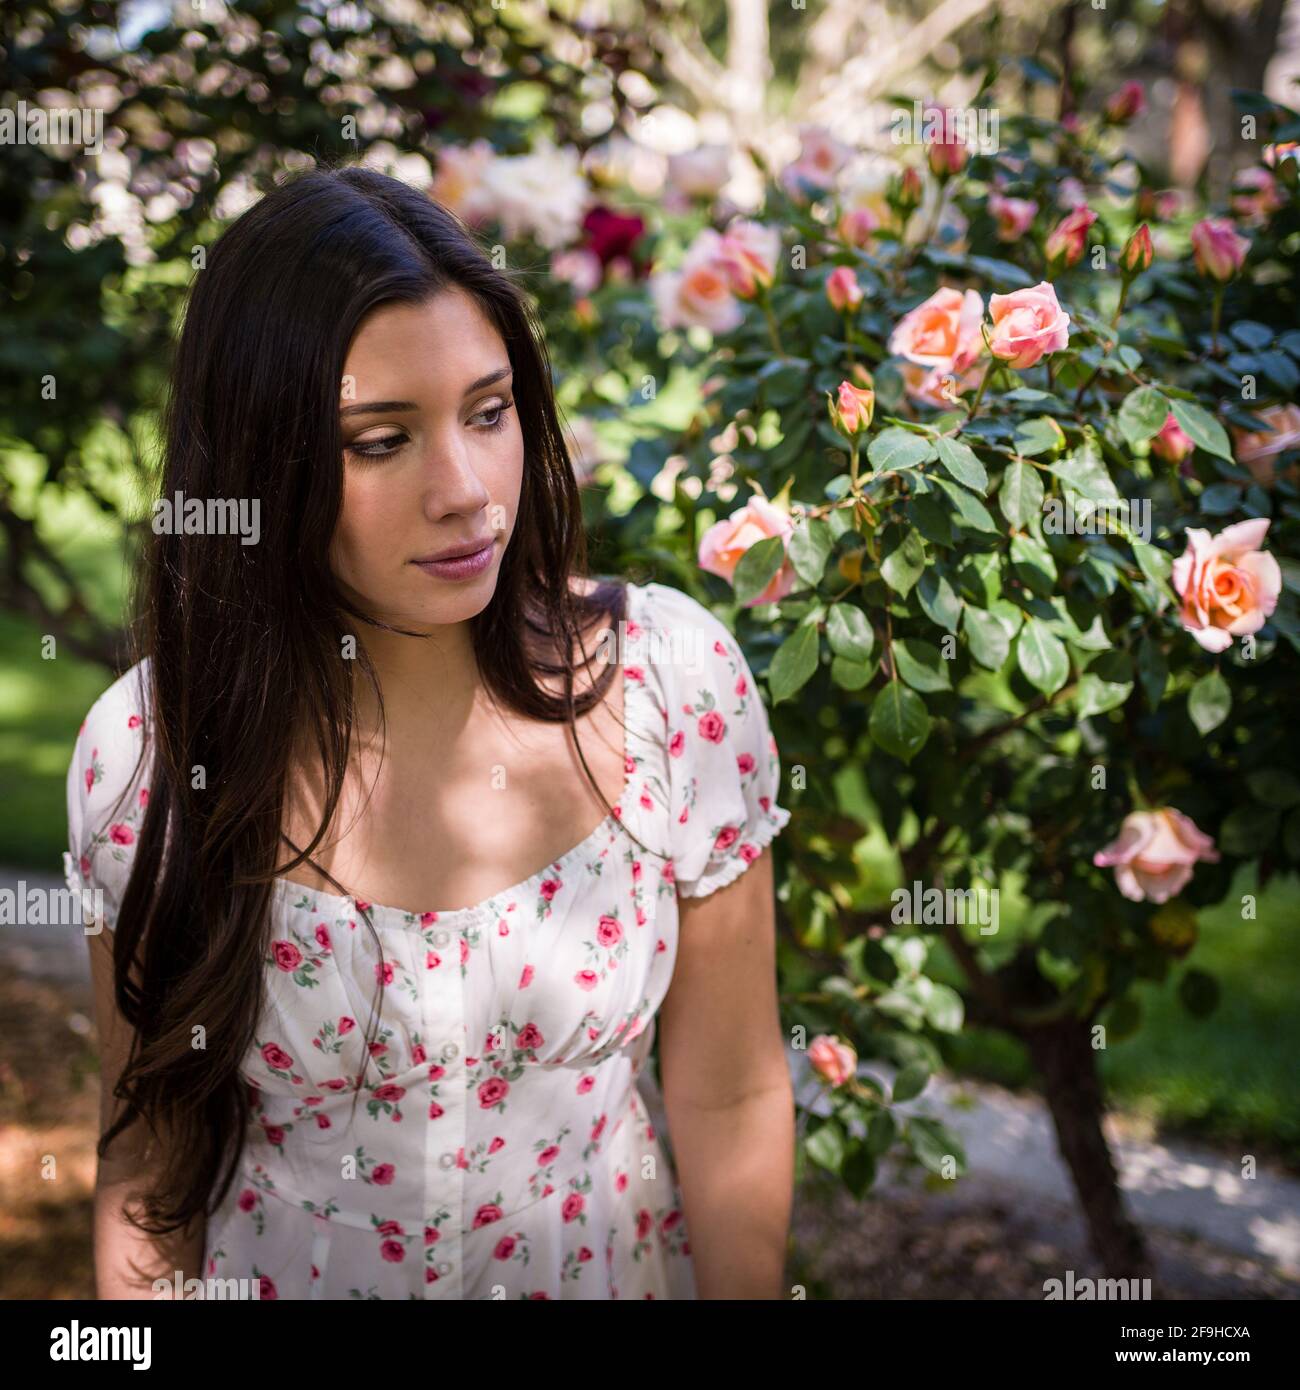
[
  {"x1": 1044, "y1": 204, "x2": 1098, "y2": 273},
  {"x1": 1121, "y1": 223, "x2": 1153, "y2": 276},
  {"x1": 1190, "y1": 217, "x2": 1249, "y2": 282},
  {"x1": 825, "y1": 265, "x2": 864, "y2": 313},
  {"x1": 1104, "y1": 81, "x2": 1146, "y2": 124},
  {"x1": 828, "y1": 380, "x2": 874, "y2": 436}
]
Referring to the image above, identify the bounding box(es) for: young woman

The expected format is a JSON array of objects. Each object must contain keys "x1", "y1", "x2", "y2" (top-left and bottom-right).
[{"x1": 65, "y1": 165, "x2": 794, "y2": 1301}]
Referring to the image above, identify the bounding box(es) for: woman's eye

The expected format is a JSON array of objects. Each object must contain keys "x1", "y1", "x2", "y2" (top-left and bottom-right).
[
  {"x1": 346, "y1": 434, "x2": 407, "y2": 459},
  {"x1": 474, "y1": 399, "x2": 514, "y2": 432}
]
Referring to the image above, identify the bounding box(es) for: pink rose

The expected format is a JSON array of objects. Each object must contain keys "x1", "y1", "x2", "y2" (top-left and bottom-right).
[
  {"x1": 573, "y1": 970, "x2": 600, "y2": 991},
  {"x1": 1171, "y1": 518, "x2": 1282, "y2": 653},
  {"x1": 697, "y1": 495, "x2": 797, "y2": 607},
  {"x1": 988, "y1": 281, "x2": 1071, "y2": 370},
  {"x1": 808, "y1": 1034, "x2": 857, "y2": 1087},
  {"x1": 516, "y1": 1021, "x2": 544, "y2": 1051},
  {"x1": 260, "y1": 1042, "x2": 293, "y2": 1071},
  {"x1": 477, "y1": 1077, "x2": 509, "y2": 1108},
  {"x1": 1190, "y1": 217, "x2": 1249, "y2": 281},
  {"x1": 1104, "y1": 81, "x2": 1145, "y2": 123},
  {"x1": 697, "y1": 710, "x2": 727, "y2": 744},
  {"x1": 379, "y1": 1239, "x2": 405, "y2": 1263},
  {"x1": 716, "y1": 217, "x2": 780, "y2": 300},
  {"x1": 108, "y1": 823, "x2": 134, "y2": 846},
  {"x1": 372, "y1": 1083, "x2": 405, "y2": 1101},
  {"x1": 561, "y1": 1193, "x2": 585, "y2": 1222},
  {"x1": 988, "y1": 193, "x2": 1038, "y2": 242},
  {"x1": 271, "y1": 941, "x2": 302, "y2": 972},
  {"x1": 837, "y1": 205, "x2": 878, "y2": 249},
  {"x1": 1093, "y1": 808, "x2": 1220, "y2": 903},
  {"x1": 1044, "y1": 205, "x2": 1097, "y2": 270},
  {"x1": 596, "y1": 916, "x2": 622, "y2": 947},
  {"x1": 237, "y1": 1189, "x2": 256, "y2": 1212},
  {"x1": 371, "y1": 1164, "x2": 395, "y2": 1185},
  {"x1": 1150, "y1": 412, "x2": 1193, "y2": 466},
  {"x1": 1230, "y1": 168, "x2": 1283, "y2": 227},
  {"x1": 889, "y1": 286, "x2": 984, "y2": 375},
  {"x1": 825, "y1": 265, "x2": 863, "y2": 312},
  {"x1": 493, "y1": 1235, "x2": 517, "y2": 1259},
  {"x1": 473, "y1": 1203, "x2": 504, "y2": 1228},
  {"x1": 829, "y1": 380, "x2": 874, "y2": 436}
]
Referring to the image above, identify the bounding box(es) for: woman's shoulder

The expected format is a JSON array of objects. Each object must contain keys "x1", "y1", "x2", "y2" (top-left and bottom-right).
[{"x1": 74, "y1": 656, "x2": 152, "y2": 751}]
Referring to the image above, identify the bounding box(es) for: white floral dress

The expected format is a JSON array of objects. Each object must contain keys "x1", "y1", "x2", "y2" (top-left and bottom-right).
[{"x1": 65, "y1": 580, "x2": 791, "y2": 1300}]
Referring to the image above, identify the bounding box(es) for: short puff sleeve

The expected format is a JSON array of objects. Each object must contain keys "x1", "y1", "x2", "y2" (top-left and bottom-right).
[
  {"x1": 658, "y1": 588, "x2": 792, "y2": 900},
  {"x1": 64, "y1": 660, "x2": 153, "y2": 935}
]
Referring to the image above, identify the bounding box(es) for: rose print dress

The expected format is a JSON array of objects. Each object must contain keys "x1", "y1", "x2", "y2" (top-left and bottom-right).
[{"x1": 65, "y1": 580, "x2": 792, "y2": 1300}]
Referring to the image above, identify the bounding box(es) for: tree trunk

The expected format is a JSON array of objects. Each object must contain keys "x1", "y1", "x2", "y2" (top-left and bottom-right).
[{"x1": 1024, "y1": 1018, "x2": 1156, "y2": 1286}]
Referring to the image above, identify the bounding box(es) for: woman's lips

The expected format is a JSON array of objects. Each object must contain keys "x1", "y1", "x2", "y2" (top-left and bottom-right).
[{"x1": 410, "y1": 539, "x2": 496, "y2": 581}]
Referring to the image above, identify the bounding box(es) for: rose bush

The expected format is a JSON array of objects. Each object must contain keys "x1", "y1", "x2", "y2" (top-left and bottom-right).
[{"x1": 603, "y1": 87, "x2": 1300, "y2": 1277}]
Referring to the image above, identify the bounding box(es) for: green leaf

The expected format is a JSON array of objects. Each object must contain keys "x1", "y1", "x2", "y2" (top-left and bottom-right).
[
  {"x1": 1047, "y1": 442, "x2": 1120, "y2": 503},
  {"x1": 1219, "y1": 805, "x2": 1280, "y2": 855},
  {"x1": 891, "y1": 1062, "x2": 930, "y2": 1103},
  {"x1": 831, "y1": 655, "x2": 875, "y2": 689},
  {"x1": 1009, "y1": 533, "x2": 1057, "y2": 596},
  {"x1": 1171, "y1": 398, "x2": 1233, "y2": 462},
  {"x1": 1016, "y1": 617, "x2": 1069, "y2": 695},
  {"x1": 916, "y1": 569, "x2": 962, "y2": 633},
  {"x1": 1118, "y1": 386, "x2": 1170, "y2": 450},
  {"x1": 1187, "y1": 669, "x2": 1231, "y2": 734},
  {"x1": 880, "y1": 528, "x2": 927, "y2": 595},
  {"x1": 893, "y1": 638, "x2": 952, "y2": 692},
  {"x1": 934, "y1": 437, "x2": 989, "y2": 494},
  {"x1": 1131, "y1": 538, "x2": 1173, "y2": 589},
  {"x1": 963, "y1": 606, "x2": 1011, "y2": 670},
  {"x1": 805, "y1": 1120, "x2": 846, "y2": 1174},
  {"x1": 999, "y1": 460, "x2": 1044, "y2": 530},
  {"x1": 868, "y1": 428, "x2": 936, "y2": 472},
  {"x1": 827, "y1": 602, "x2": 875, "y2": 662},
  {"x1": 769, "y1": 621, "x2": 821, "y2": 703},
  {"x1": 931, "y1": 476, "x2": 999, "y2": 533},
  {"x1": 869, "y1": 681, "x2": 932, "y2": 763},
  {"x1": 1075, "y1": 655, "x2": 1133, "y2": 717},
  {"x1": 787, "y1": 516, "x2": 833, "y2": 588},
  {"x1": 1014, "y1": 415, "x2": 1067, "y2": 457},
  {"x1": 732, "y1": 535, "x2": 786, "y2": 606},
  {"x1": 1246, "y1": 769, "x2": 1300, "y2": 809}
]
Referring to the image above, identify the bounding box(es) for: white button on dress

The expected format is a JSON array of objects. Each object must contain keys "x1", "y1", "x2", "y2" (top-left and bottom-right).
[{"x1": 65, "y1": 580, "x2": 792, "y2": 1299}]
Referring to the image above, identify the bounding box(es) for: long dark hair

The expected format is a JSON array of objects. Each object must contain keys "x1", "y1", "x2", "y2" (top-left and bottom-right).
[{"x1": 97, "y1": 163, "x2": 651, "y2": 1239}]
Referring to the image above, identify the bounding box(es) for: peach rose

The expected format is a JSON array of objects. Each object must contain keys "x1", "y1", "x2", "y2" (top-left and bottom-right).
[
  {"x1": 829, "y1": 380, "x2": 874, "y2": 434},
  {"x1": 837, "y1": 205, "x2": 879, "y2": 249},
  {"x1": 698, "y1": 495, "x2": 798, "y2": 607},
  {"x1": 650, "y1": 228, "x2": 744, "y2": 335},
  {"x1": 1171, "y1": 518, "x2": 1282, "y2": 653},
  {"x1": 716, "y1": 217, "x2": 780, "y2": 299},
  {"x1": 988, "y1": 193, "x2": 1038, "y2": 242},
  {"x1": 1231, "y1": 403, "x2": 1300, "y2": 488},
  {"x1": 987, "y1": 281, "x2": 1071, "y2": 369},
  {"x1": 899, "y1": 360, "x2": 984, "y2": 408},
  {"x1": 889, "y1": 286, "x2": 985, "y2": 375},
  {"x1": 1230, "y1": 168, "x2": 1283, "y2": 228},
  {"x1": 1190, "y1": 217, "x2": 1249, "y2": 281},
  {"x1": 1093, "y1": 808, "x2": 1219, "y2": 904},
  {"x1": 808, "y1": 1034, "x2": 857, "y2": 1087}
]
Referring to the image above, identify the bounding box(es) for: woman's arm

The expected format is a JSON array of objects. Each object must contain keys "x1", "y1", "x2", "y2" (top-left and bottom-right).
[
  {"x1": 87, "y1": 926, "x2": 206, "y2": 1298},
  {"x1": 656, "y1": 847, "x2": 795, "y2": 1299}
]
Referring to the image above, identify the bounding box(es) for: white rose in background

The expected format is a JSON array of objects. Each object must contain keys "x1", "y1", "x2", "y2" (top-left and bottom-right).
[
  {"x1": 429, "y1": 138, "x2": 496, "y2": 224},
  {"x1": 477, "y1": 139, "x2": 590, "y2": 248}
]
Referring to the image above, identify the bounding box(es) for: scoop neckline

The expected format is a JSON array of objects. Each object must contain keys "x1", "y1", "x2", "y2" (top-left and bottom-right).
[{"x1": 273, "y1": 579, "x2": 645, "y2": 927}]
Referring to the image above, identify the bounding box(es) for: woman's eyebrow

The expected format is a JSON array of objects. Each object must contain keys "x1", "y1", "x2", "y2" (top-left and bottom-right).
[{"x1": 338, "y1": 367, "x2": 514, "y2": 418}]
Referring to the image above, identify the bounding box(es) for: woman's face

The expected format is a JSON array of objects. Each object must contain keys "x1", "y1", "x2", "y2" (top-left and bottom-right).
[{"x1": 331, "y1": 287, "x2": 524, "y2": 627}]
